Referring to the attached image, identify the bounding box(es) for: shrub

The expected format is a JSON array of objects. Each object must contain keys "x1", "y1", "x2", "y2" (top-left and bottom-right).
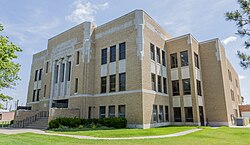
[{"x1": 49, "y1": 117, "x2": 127, "y2": 129}]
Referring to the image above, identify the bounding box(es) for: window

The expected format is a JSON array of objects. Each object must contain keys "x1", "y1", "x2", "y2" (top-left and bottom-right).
[
  {"x1": 37, "y1": 89, "x2": 40, "y2": 101},
  {"x1": 119, "y1": 105, "x2": 125, "y2": 117},
  {"x1": 228, "y1": 70, "x2": 232, "y2": 81},
  {"x1": 119, "y1": 73, "x2": 126, "y2": 91},
  {"x1": 172, "y1": 80, "x2": 180, "y2": 96},
  {"x1": 162, "y1": 50, "x2": 166, "y2": 66},
  {"x1": 101, "y1": 48, "x2": 107, "y2": 65},
  {"x1": 174, "y1": 107, "x2": 182, "y2": 122},
  {"x1": 231, "y1": 89, "x2": 235, "y2": 101},
  {"x1": 158, "y1": 75, "x2": 162, "y2": 92},
  {"x1": 46, "y1": 62, "x2": 49, "y2": 73},
  {"x1": 109, "y1": 75, "x2": 116, "y2": 92},
  {"x1": 67, "y1": 61, "x2": 71, "y2": 81},
  {"x1": 99, "y1": 106, "x2": 106, "y2": 118},
  {"x1": 34, "y1": 70, "x2": 38, "y2": 81},
  {"x1": 235, "y1": 79, "x2": 238, "y2": 88},
  {"x1": 76, "y1": 51, "x2": 80, "y2": 65},
  {"x1": 165, "y1": 106, "x2": 169, "y2": 122},
  {"x1": 119, "y1": 42, "x2": 126, "y2": 60},
  {"x1": 194, "y1": 53, "x2": 199, "y2": 69},
  {"x1": 110, "y1": 45, "x2": 116, "y2": 62},
  {"x1": 163, "y1": 77, "x2": 167, "y2": 94},
  {"x1": 101, "y1": 77, "x2": 107, "y2": 93},
  {"x1": 75, "y1": 78, "x2": 78, "y2": 93},
  {"x1": 44, "y1": 85, "x2": 46, "y2": 98},
  {"x1": 151, "y1": 73, "x2": 156, "y2": 91},
  {"x1": 152, "y1": 105, "x2": 158, "y2": 123},
  {"x1": 61, "y1": 63, "x2": 65, "y2": 82},
  {"x1": 88, "y1": 107, "x2": 91, "y2": 119},
  {"x1": 197, "y1": 80, "x2": 202, "y2": 96},
  {"x1": 180, "y1": 51, "x2": 188, "y2": 67},
  {"x1": 159, "y1": 105, "x2": 164, "y2": 122},
  {"x1": 109, "y1": 106, "x2": 115, "y2": 117},
  {"x1": 185, "y1": 107, "x2": 193, "y2": 122},
  {"x1": 38, "y1": 69, "x2": 43, "y2": 80},
  {"x1": 157, "y1": 47, "x2": 161, "y2": 63},
  {"x1": 183, "y1": 79, "x2": 191, "y2": 95},
  {"x1": 32, "y1": 90, "x2": 36, "y2": 102},
  {"x1": 55, "y1": 65, "x2": 59, "y2": 83},
  {"x1": 170, "y1": 53, "x2": 178, "y2": 68},
  {"x1": 150, "y1": 43, "x2": 155, "y2": 61}
]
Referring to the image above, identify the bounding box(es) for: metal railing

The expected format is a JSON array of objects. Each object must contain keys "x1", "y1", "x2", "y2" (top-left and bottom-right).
[
  {"x1": 0, "y1": 120, "x2": 13, "y2": 128},
  {"x1": 13, "y1": 111, "x2": 49, "y2": 128}
]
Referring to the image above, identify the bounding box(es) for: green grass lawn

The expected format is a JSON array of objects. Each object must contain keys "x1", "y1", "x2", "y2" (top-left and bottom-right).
[
  {"x1": 0, "y1": 127, "x2": 250, "y2": 145},
  {"x1": 47, "y1": 126, "x2": 196, "y2": 137}
]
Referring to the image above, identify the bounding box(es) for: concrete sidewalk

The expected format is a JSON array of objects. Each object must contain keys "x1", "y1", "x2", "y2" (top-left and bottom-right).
[
  {"x1": 0, "y1": 128, "x2": 45, "y2": 134},
  {"x1": 0, "y1": 128, "x2": 202, "y2": 140}
]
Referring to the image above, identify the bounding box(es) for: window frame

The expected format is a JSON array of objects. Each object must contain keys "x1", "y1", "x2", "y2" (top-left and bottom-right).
[
  {"x1": 172, "y1": 80, "x2": 180, "y2": 96},
  {"x1": 67, "y1": 61, "x2": 71, "y2": 81},
  {"x1": 119, "y1": 73, "x2": 126, "y2": 91},
  {"x1": 75, "y1": 78, "x2": 78, "y2": 93},
  {"x1": 38, "y1": 69, "x2": 43, "y2": 80},
  {"x1": 163, "y1": 77, "x2": 167, "y2": 94},
  {"x1": 101, "y1": 48, "x2": 107, "y2": 65},
  {"x1": 101, "y1": 76, "x2": 107, "y2": 93},
  {"x1": 183, "y1": 79, "x2": 191, "y2": 95},
  {"x1": 197, "y1": 80, "x2": 202, "y2": 96},
  {"x1": 180, "y1": 50, "x2": 189, "y2": 67},
  {"x1": 150, "y1": 43, "x2": 155, "y2": 61},
  {"x1": 32, "y1": 90, "x2": 36, "y2": 102},
  {"x1": 174, "y1": 107, "x2": 182, "y2": 122},
  {"x1": 118, "y1": 105, "x2": 126, "y2": 118},
  {"x1": 162, "y1": 50, "x2": 166, "y2": 66},
  {"x1": 185, "y1": 107, "x2": 193, "y2": 122},
  {"x1": 109, "y1": 74, "x2": 116, "y2": 92},
  {"x1": 99, "y1": 106, "x2": 106, "y2": 118},
  {"x1": 159, "y1": 105, "x2": 164, "y2": 123},
  {"x1": 158, "y1": 75, "x2": 162, "y2": 92},
  {"x1": 157, "y1": 47, "x2": 161, "y2": 63},
  {"x1": 152, "y1": 105, "x2": 158, "y2": 123},
  {"x1": 76, "y1": 51, "x2": 80, "y2": 65},
  {"x1": 61, "y1": 63, "x2": 65, "y2": 82},
  {"x1": 34, "y1": 70, "x2": 38, "y2": 81},
  {"x1": 165, "y1": 106, "x2": 169, "y2": 122},
  {"x1": 110, "y1": 45, "x2": 116, "y2": 63},
  {"x1": 170, "y1": 53, "x2": 178, "y2": 68},
  {"x1": 119, "y1": 42, "x2": 126, "y2": 60},
  {"x1": 36, "y1": 89, "x2": 40, "y2": 101},
  {"x1": 109, "y1": 106, "x2": 115, "y2": 118},
  {"x1": 194, "y1": 53, "x2": 199, "y2": 69},
  {"x1": 151, "y1": 73, "x2": 156, "y2": 91},
  {"x1": 46, "y1": 61, "x2": 49, "y2": 73}
]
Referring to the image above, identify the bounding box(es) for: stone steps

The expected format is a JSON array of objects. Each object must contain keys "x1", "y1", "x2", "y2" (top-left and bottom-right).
[{"x1": 25, "y1": 117, "x2": 49, "y2": 130}]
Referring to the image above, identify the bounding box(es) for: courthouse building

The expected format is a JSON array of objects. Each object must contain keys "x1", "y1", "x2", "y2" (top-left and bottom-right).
[{"x1": 25, "y1": 10, "x2": 241, "y2": 128}]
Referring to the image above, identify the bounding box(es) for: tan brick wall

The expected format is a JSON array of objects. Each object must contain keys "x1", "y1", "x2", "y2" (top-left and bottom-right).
[
  {"x1": 25, "y1": 10, "x2": 241, "y2": 127},
  {"x1": 49, "y1": 108, "x2": 80, "y2": 121}
]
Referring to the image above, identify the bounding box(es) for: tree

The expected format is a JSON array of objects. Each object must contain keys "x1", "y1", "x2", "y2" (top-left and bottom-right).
[
  {"x1": 0, "y1": 24, "x2": 22, "y2": 109},
  {"x1": 225, "y1": 0, "x2": 250, "y2": 69}
]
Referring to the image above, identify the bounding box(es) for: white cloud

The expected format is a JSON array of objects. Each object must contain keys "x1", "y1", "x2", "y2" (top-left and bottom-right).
[
  {"x1": 239, "y1": 75, "x2": 246, "y2": 80},
  {"x1": 222, "y1": 36, "x2": 237, "y2": 45},
  {"x1": 66, "y1": 1, "x2": 109, "y2": 24}
]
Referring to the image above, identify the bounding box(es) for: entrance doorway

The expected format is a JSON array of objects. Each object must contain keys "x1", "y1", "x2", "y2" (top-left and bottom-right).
[{"x1": 199, "y1": 106, "x2": 205, "y2": 126}]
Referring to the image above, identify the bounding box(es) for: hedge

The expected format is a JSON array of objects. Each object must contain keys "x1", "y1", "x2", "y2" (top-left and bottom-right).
[{"x1": 49, "y1": 117, "x2": 127, "y2": 129}]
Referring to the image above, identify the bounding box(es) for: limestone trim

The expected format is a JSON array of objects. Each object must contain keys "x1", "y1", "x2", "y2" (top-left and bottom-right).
[{"x1": 135, "y1": 10, "x2": 144, "y2": 60}]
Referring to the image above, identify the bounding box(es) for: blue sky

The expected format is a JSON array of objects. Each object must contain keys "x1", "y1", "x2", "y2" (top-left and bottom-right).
[{"x1": 0, "y1": 0, "x2": 249, "y2": 109}]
